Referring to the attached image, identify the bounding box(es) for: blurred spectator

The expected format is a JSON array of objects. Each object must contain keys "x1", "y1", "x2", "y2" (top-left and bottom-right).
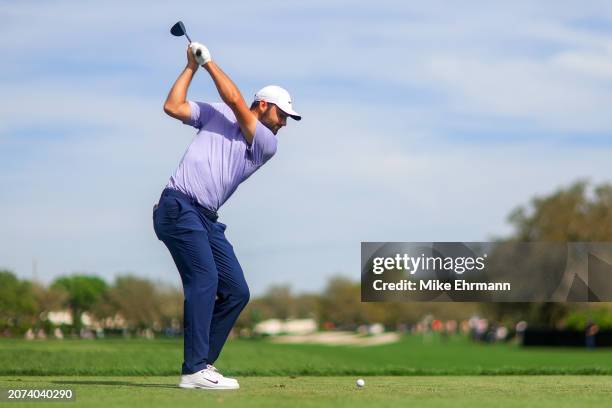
[
  {"x1": 36, "y1": 328, "x2": 46, "y2": 339},
  {"x1": 495, "y1": 326, "x2": 508, "y2": 341},
  {"x1": 24, "y1": 329, "x2": 34, "y2": 340},
  {"x1": 432, "y1": 319, "x2": 443, "y2": 332},
  {"x1": 445, "y1": 320, "x2": 458, "y2": 334},
  {"x1": 585, "y1": 321, "x2": 600, "y2": 349},
  {"x1": 53, "y1": 328, "x2": 64, "y2": 339}
]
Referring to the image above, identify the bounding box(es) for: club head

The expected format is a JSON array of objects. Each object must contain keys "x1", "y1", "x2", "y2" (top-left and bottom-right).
[{"x1": 170, "y1": 21, "x2": 186, "y2": 37}]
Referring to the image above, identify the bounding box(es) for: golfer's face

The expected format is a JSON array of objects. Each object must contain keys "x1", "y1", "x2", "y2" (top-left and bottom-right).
[{"x1": 264, "y1": 104, "x2": 287, "y2": 135}]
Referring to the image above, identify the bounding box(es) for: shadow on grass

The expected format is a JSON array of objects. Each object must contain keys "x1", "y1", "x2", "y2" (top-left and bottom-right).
[{"x1": 52, "y1": 380, "x2": 177, "y2": 389}]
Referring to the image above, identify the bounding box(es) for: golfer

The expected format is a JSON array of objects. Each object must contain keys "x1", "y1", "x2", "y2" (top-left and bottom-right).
[{"x1": 153, "y1": 42, "x2": 300, "y2": 390}]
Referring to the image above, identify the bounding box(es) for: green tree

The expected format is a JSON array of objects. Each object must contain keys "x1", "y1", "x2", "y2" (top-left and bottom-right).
[
  {"x1": 0, "y1": 270, "x2": 36, "y2": 330},
  {"x1": 32, "y1": 283, "x2": 68, "y2": 313},
  {"x1": 156, "y1": 284, "x2": 183, "y2": 330},
  {"x1": 320, "y1": 277, "x2": 364, "y2": 329},
  {"x1": 51, "y1": 275, "x2": 107, "y2": 329},
  {"x1": 259, "y1": 285, "x2": 294, "y2": 320},
  {"x1": 485, "y1": 181, "x2": 612, "y2": 327},
  {"x1": 508, "y1": 180, "x2": 612, "y2": 241},
  {"x1": 105, "y1": 275, "x2": 161, "y2": 329},
  {"x1": 293, "y1": 293, "x2": 320, "y2": 319}
]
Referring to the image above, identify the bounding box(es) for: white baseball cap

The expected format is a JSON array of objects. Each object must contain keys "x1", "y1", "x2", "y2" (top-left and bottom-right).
[{"x1": 254, "y1": 85, "x2": 301, "y2": 121}]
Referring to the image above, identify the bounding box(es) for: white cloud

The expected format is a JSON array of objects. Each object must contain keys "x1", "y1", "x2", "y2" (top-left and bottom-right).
[{"x1": 554, "y1": 51, "x2": 612, "y2": 79}]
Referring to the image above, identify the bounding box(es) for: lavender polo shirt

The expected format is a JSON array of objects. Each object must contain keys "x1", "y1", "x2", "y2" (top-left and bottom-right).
[{"x1": 166, "y1": 101, "x2": 278, "y2": 212}]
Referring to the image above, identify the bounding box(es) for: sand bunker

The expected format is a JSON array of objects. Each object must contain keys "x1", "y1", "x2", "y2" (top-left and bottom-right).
[{"x1": 270, "y1": 331, "x2": 400, "y2": 346}]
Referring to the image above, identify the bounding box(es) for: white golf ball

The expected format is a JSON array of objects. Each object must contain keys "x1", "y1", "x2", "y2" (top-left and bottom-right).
[{"x1": 356, "y1": 378, "x2": 365, "y2": 387}]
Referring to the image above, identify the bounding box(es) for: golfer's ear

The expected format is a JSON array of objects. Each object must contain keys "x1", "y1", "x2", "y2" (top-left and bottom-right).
[{"x1": 256, "y1": 100, "x2": 267, "y2": 112}]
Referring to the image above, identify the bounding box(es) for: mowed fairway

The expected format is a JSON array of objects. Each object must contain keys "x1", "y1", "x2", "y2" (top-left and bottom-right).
[
  {"x1": 1, "y1": 336, "x2": 611, "y2": 407},
  {"x1": 1, "y1": 376, "x2": 611, "y2": 408},
  {"x1": 1, "y1": 335, "x2": 612, "y2": 376}
]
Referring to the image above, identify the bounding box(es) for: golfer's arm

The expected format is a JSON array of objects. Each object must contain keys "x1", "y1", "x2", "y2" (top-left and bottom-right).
[
  {"x1": 203, "y1": 62, "x2": 257, "y2": 144},
  {"x1": 163, "y1": 66, "x2": 197, "y2": 122}
]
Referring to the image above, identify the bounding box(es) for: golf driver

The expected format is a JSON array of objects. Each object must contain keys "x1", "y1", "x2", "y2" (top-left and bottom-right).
[{"x1": 170, "y1": 21, "x2": 201, "y2": 57}]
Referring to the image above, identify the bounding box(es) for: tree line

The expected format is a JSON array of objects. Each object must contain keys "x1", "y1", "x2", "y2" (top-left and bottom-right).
[
  {"x1": 0, "y1": 272, "x2": 183, "y2": 335},
  {"x1": 2, "y1": 180, "x2": 612, "y2": 336}
]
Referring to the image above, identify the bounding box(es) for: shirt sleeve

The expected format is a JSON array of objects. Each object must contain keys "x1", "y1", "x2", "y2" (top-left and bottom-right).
[
  {"x1": 182, "y1": 101, "x2": 216, "y2": 129},
  {"x1": 248, "y1": 121, "x2": 278, "y2": 165}
]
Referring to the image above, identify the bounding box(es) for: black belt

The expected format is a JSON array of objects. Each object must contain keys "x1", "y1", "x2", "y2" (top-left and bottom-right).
[{"x1": 160, "y1": 188, "x2": 219, "y2": 222}]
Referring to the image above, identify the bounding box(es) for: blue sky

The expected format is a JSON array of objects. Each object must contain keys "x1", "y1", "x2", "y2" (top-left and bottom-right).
[{"x1": 2, "y1": 1, "x2": 612, "y2": 295}]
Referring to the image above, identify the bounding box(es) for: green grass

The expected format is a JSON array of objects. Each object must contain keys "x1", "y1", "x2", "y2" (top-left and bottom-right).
[
  {"x1": 2, "y1": 337, "x2": 610, "y2": 407},
  {"x1": 1, "y1": 376, "x2": 611, "y2": 408},
  {"x1": 1, "y1": 335, "x2": 611, "y2": 376}
]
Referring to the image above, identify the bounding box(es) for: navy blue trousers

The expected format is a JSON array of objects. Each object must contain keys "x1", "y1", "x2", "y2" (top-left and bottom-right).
[{"x1": 153, "y1": 188, "x2": 250, "y2": 374}]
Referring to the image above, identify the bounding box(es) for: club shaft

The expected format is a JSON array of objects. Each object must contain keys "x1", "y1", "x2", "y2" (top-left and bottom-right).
[{"x1": 184, "y1": 32, "x2": 192, "y2": 43}]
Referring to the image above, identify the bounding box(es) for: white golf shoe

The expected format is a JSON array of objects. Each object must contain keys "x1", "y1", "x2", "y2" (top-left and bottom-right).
[
  {"x1": 206, "y1": 364, "x2": 238, "y2": 384},
  {"x1": 178, "y1": 366, "x2": 239, "y2": 390}
]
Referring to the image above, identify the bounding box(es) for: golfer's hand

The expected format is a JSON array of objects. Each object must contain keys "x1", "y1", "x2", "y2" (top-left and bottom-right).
[
  {"x1": 186, "y1": 46, "x2": 199, "y2": 70},
  {"x1": 190, "y1": 42, "x2": 212, "y2": 66}
]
